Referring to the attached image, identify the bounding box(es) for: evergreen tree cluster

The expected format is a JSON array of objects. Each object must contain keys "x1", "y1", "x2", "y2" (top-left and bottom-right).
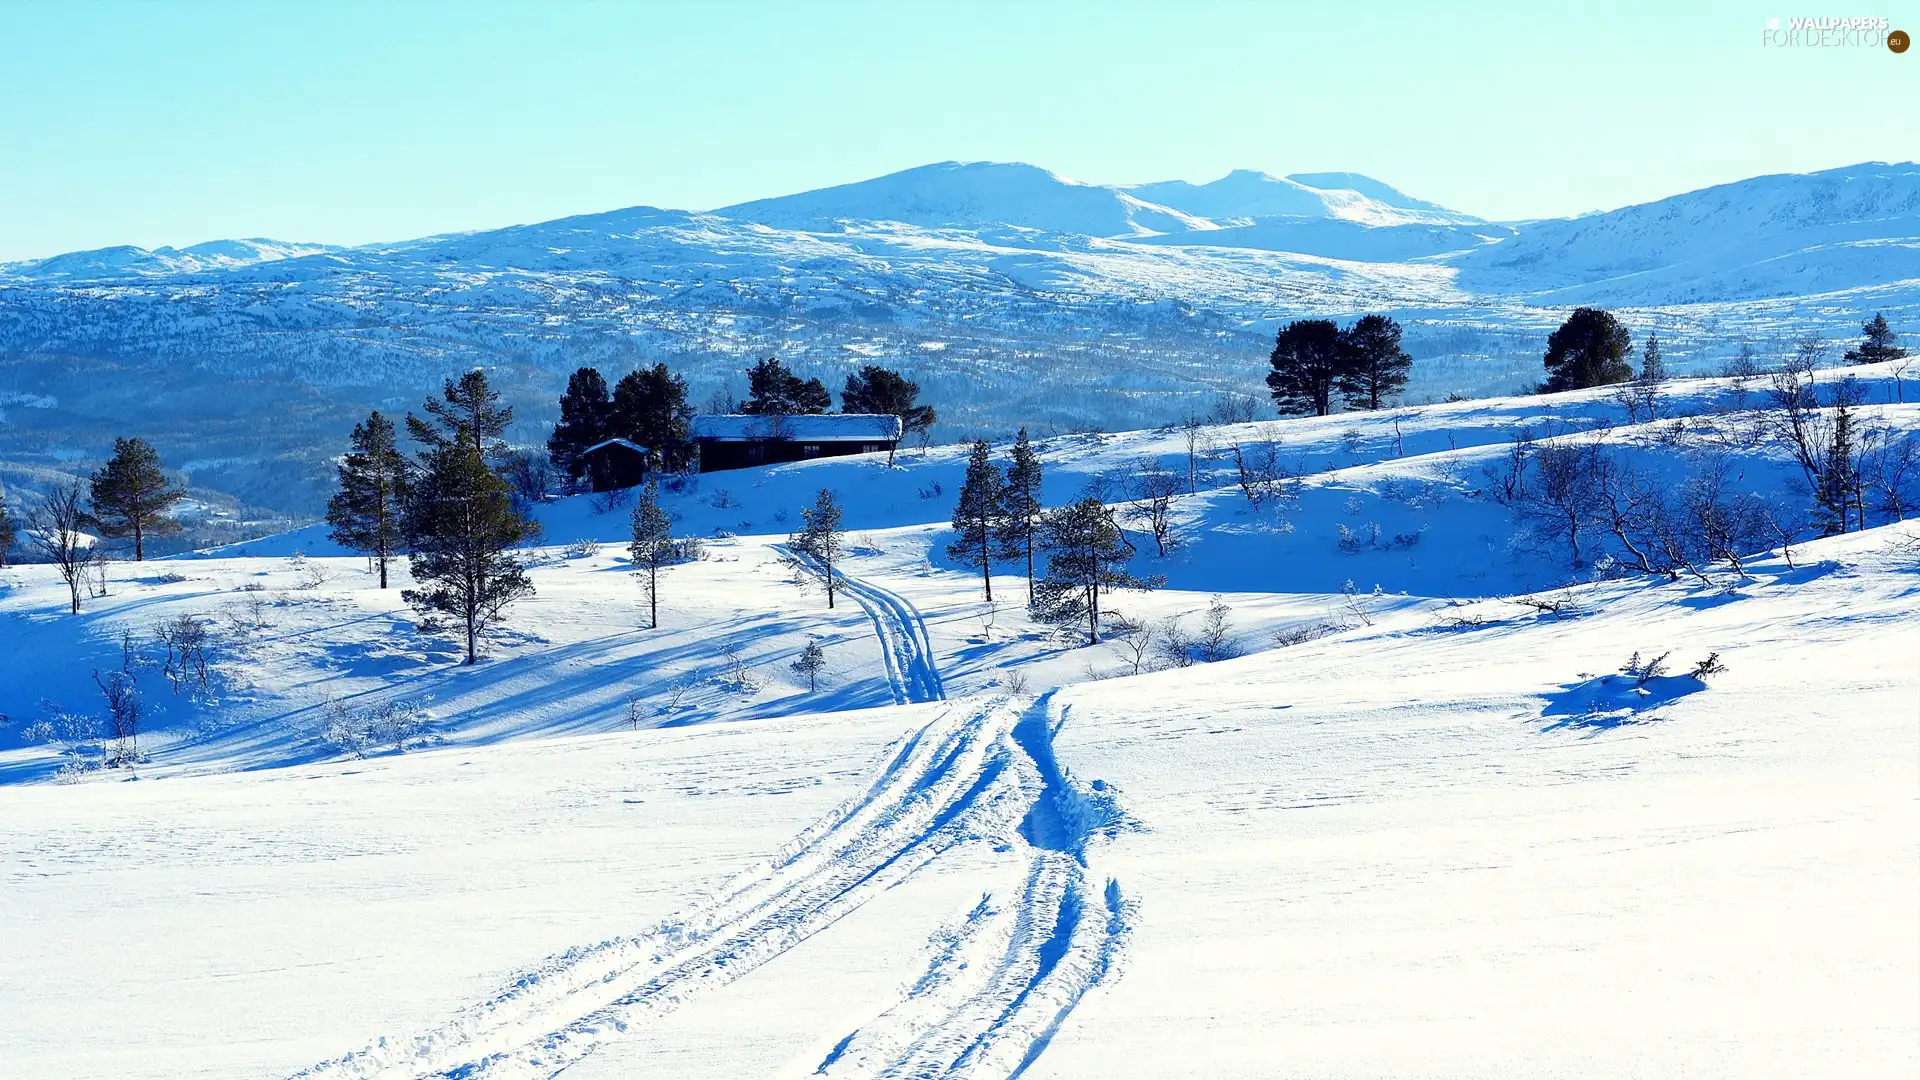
[
  {"x1": 1266, "y1": 314, "x2": 1413, "y2": 417},
  {"x1": 547, "y1": 362, "x2": 695, "y2": 485}
]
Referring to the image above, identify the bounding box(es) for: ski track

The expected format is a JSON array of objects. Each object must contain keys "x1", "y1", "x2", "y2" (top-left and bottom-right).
[
  {"x1": 787, "y1": 548, "x2": 946, "y2": 705},
  {"x1": 806, "y1": 692, "x2": 1133, "y2": 1080},
  {"x1": 287, "y1": 693, "x2": 1128, "y2": 1080}
]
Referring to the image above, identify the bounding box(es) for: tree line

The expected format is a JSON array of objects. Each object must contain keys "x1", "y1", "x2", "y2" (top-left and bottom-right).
[{"x1": 545, "y1": 356, "x2": 937, "y2": 487}]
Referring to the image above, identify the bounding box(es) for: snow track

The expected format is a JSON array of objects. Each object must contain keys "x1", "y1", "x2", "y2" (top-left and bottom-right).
[
  {"x1": 289, "y1": 694, "x2": 1126, "y2": 1080},
  {"x1": 788, "y1": 549, "x2": 946, "y2": 705}
]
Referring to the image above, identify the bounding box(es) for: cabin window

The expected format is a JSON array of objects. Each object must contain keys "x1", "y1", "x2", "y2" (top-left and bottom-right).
[
  {"x1": 747, "y1": 444, "x2": 766, "y2": 464},
  {"x1": 862, "y1": 443, "x2": 878, "y2": 453},
  {"x1": 802, "y1": 444, "x2": 821, "y2": 458}
]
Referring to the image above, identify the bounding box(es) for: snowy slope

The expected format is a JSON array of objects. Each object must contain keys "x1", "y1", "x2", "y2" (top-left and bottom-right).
[{"x1": 1, "y1": 366, "x2": 1916, "y2": 1078}]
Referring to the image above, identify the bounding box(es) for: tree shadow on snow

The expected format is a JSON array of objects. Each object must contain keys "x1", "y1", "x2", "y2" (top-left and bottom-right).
[{"x1": 1540, "y1": 672, "x2": 1706, "y2": 734}]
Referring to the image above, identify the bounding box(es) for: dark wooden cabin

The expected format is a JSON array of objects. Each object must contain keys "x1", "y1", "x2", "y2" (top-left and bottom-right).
[
  {"x1": 579, "y1": 438, "x2": 652, "y2": 492},
  {"x1": 691, "y1": 414, "x2": 904, "y2": 473}
]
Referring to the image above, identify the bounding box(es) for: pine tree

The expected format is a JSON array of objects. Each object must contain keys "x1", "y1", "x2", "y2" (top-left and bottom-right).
[
  {"x1": 1336, "y1": 314, "x2": 1412, "y2": 411},
  {"x1": 627, "y1": 477, "x2": 674, "y2": 628},
  {"x1": 0, "y1": 490, "x2": 14, "y2": 568},
  {"x1": 947, "y1": 440, "x2": 1006, "y2": 601},
  {"x1": 547, "y1": 366, "x2": 612, "y2": 485},
  {"x1": 325, "y1": 412, "x2": 409, "y2": 589},
  {"x1": 842, "y1": 365, "x2": 936, "y2": 458},
  {"x1": 611, "y1": 363, "x2": 695, "y2": 470},
  {"x1": 89, "y1": 437, "x2": 184, "y2": 561},
  {"x1": 788, "y1": 488, "x2": 846, "y2": 608},
  {"x1": 1843, "y1": 313, "x2": 1907, "y2": 366},
  {"x1": 791, "y1": 639, "x2": 828, "y2": 691},
  {"x1": 997, "y1": 428, "x2": 1045, "y2": 601},
  {"x1": 1640, "y1": 331, "x2": 1667, "y2": 382},
  {"x1": 1267, "y1": 319, "x2": 1346, "y2": 416},
  {"x1": 409, "y1": 370, "x2": 513, "y2": 460},
  {"x1": 1031, "y1": 497, "x2": 1159, "y2": 645},
  {"x1": 741, "y1": 356, "x2": 831, "y2": 416},
  {"x1": 1541, "y1": 308, "x2": 1633, "y2": 392},
  {"x1": 401, "y1": 438, "x2": 534, "y2": 664}
]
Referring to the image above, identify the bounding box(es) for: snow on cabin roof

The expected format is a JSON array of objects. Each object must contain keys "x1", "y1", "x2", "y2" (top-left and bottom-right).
[
  {"x1": 582, "y1": 437, "x2": 651, "y2": 456},
  {"x1": 690, "y1": 414, "x2": 904, "y2": 443}
]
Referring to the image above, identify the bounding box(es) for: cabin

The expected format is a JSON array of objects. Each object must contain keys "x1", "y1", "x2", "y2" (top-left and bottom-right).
[
  {"x1": 691, "y1": 413, "x2": 904, "y2": 473},
  {"x1": 578, "y1": 437, "x2": 652, "y2": 492}
]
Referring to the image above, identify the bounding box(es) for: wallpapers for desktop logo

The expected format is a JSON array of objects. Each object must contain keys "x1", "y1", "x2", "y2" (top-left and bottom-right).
[{"x1": 1761, "y1": 14, "x2": 1907, "y2": 48}]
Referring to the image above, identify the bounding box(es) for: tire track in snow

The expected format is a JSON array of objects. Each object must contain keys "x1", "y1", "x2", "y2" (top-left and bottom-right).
[
  {"x1": 288, "y1": 693, "x2": 1120, "y2": 1080},
  {"x1": 784, "y1": 547, "x2": 946, "y2": 706},
  {"x1": 806, "y1": 691, "x2": 1135, "y2": 1080}
]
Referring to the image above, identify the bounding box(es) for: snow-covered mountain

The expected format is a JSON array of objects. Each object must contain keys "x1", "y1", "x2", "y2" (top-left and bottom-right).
[{"x1": 0, "y1": 160, "x2": 1915, "y2": 520}]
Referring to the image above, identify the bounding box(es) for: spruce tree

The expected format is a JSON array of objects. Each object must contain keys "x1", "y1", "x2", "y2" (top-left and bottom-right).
[
  {"x1": 1267, "y1": 319, "x2": 1346, "y2": 416},
  {"x1": 842, "y1": 365, "x2": 936, "y2": 456},
  {"x1": 1336, "y1": 314, "x2": 1412, "y2": 411},
  {"x1": 547, "y1": 366, "x2": 612, "y2": 485},
  {"x1": 788, "y1": 488, "x2": 846, "y2": 608},
  {"x1": 627, "y1": 477, "x2": 674, "y2": 628},
  {"x1": 1640, "y1": 331, "x2": 1667, "y2": 382},
  {"x1": 89, "y1": 437, "x2": 184, "y2": 560},
  {"x1": 1541, "y1": 307, "x2": 1633, "y2": 392},
  {"x1": 791, "y1": 639, "x2": 828, "y2": 691},
  {"x1": 741, "y1": 357, "x2": 831, "y2": 416},
  {"x1": 611, "y1": 363, "x2": 695, "y2": 470},
  {"x1": 401, "y1": 437, "x2": 534, "y2": 664},
  {"x1": 997, "y1": 428, "x2": 1045, "y2": 601},
  {"x1": 1030, "y1": 497, "x2": 1158, "y2": 645},
  {"x1": 0, "y1": 490, "x2": 14, "y2": 568},
  {"x1": 409, "y1": 370, "x2": 513, "y2": 460},
  {"x1": 947, "y1": 440, "x2": 1006, "y2": 601},
  {"x1": 326, "y1": 411, "x2": 409, "y2": 589},
  {"x1": 1843, "y1": 313, "x2": 1907, "y2": 366}
]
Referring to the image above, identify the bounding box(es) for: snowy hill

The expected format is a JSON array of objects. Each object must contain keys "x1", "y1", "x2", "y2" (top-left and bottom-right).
[
  {"x1": 1, "y1": 366, "x2": 1915, "y2": 1079},
  {"x1": 1, "y1": 160, "x2": 1916, "y2": 522}
]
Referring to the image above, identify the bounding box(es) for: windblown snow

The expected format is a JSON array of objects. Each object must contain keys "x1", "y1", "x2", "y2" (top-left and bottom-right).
[{"x1": 2, "y1": 365, "x2": 1915, "y2": 1079}]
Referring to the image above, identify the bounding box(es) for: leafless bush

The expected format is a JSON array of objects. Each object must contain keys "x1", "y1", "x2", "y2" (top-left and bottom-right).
[
  {"x1": 92, "y1": 669, "x2": 143, "y2": 767},
  {"x1": 718, "y1": 641, "x2": 758, "y2": 693},
  {"x1": 155, "y1": 613, "x2": 213, "y2": 695},
  {"x1": 1506, "y1": 589, "x2": 1580, "y2": 618},
  {"x1": 1106, "y1": 615, "x2": 1158, "y2": 676},
  {"x1": 1272, "y1": 620, "x2": 1342, "y2": 647},
  {"x1": 289, "y1": 551, "x2": 331, "y2": 590},
  {"x1": 316, "y1": 696, "x2": 433, "y2": 757},
  {"x1": 1208, "y1": 393, "x2": 1260, "y2": 425},
  {"x1": 1003, "y1": 669, "x2": 1031, "y2": 695},
  {"x1": 1196, "y1": 595, "x2": 1239, "y2": 662},
  {"x1": 564, "y1": 536, "x2": 602, "y2": 559},
  {"x1": 1480, "y1": 428, "x2": 1533, "y2": 506},
  {"x1": 1231, "y1": 435, "x2": 1298, "y2": 511},
  {"x1": 708, "y1": 488, "x2": 738, "y2": 510},
  {"x1": 1154, "y1": 613, "x2": 1194, "y2": 668},
  {"x1": 28, "y1": 482, "x2": 96, "y2": 614},
  {"x1": 1126, "y1": 461, "x2": 1184, "y2": 557}
]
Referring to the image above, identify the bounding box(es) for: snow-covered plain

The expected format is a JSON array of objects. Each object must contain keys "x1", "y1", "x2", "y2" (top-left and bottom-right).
[{"x1": 2, "y1": 368, "x2": 1916, "y2": 1078}]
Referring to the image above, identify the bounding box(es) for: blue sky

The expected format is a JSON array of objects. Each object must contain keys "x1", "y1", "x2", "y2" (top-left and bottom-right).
[{"x1": 0, "y1": 0, "x2": 1909, "y2": 259}]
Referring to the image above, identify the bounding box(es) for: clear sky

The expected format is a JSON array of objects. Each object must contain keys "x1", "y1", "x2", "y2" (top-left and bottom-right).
[{"x1": 0, "y1": 0, "x2": 1911, "y2": 260}]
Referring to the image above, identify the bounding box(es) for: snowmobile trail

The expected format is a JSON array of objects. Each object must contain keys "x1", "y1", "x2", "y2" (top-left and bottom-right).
[
  {"x1": 804, "y1": 692, "x2": 1133, "y2": 1080},
  {"x1": 287, "y1": 694, "x2": 1126, "y2": 1080},
  {"x1": 786, "y1": 549, "x2": 946, "y2": 705}
]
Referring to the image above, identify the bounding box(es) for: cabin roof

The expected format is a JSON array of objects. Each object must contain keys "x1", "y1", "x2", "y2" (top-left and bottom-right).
[
  {"x1": 690, "y1": 413, "x2": 904, "y2": 443},
  {"x1": 581, "y1": 437, "x2": 651, "y2": 456}
]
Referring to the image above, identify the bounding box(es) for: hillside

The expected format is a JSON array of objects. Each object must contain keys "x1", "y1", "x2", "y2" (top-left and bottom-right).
[
  {"x1": 2, "y1": 367, "x2": 1915, "y2": 1079},
  {"x1": 0, "y1": 160, "x2": 1916, "y2": 524}
]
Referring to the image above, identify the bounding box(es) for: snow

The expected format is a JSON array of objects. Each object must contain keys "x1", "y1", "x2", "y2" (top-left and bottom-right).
[
  {"x1": 691, "y1": 413, "x2": 903, "y2": 442},
  {"x1": 1, "y1": 369, "x2": 1917, "y2": 1078}
]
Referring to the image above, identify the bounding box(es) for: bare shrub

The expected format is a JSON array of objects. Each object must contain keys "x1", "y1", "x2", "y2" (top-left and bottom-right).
[{"x1": 1196, "y1": 595, "x2": 1239, "y2": 662}]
